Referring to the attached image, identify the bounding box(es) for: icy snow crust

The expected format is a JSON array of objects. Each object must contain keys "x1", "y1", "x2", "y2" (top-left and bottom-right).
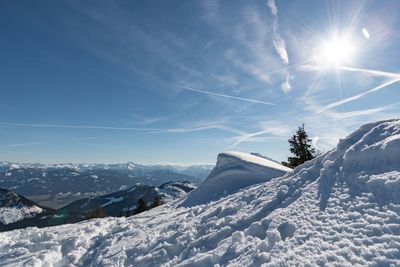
[{"x1": 1, "y1": 120, "x2": 400, "y2": 266}]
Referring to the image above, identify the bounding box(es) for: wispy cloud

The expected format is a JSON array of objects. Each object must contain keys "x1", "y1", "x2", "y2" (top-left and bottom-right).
[
  {"x1": 3, "y1": 142, "x2": 41, "y2": 148},
  {"x1": 324, "y1": 104, "x2": 400, "y2": 119},
  {"x1": 339, "y1": 66, "x2": 400, "y2": 79},
  {"x1": 0, "y1": 121, "x2": 163, "y2": 131},
  {"x1": 0, "y1": 121, "x2": 244, "y2": 136},
  {"x1": 226, "y1": 129, "x2": 275, "y2": 149},
  {"x1": 298, "y1": 64, "x2": 400, "y2": 113},
  {"x1": 130, "y1": 114, "x2": 168, "y2": 125},
  {"x1": 72, "y1": 136, "x2": 102, "y2": 141},
  {"x1": 317, "y1": 79, "x2": 400, "y2": 114},
  {"x1": 268, "y1": 0, "x2": 289, "y2": 64},
  {"x1": 176, "y1": 85, "x2": 276, "y2": 106},
  {"x1": 267, "y1": 0, "x2": 291, "y2": 92}
]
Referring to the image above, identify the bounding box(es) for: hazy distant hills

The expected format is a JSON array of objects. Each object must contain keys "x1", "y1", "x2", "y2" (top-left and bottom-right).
[{"x1": 0, "y1": 162, "x2": 213, "y2": 208}]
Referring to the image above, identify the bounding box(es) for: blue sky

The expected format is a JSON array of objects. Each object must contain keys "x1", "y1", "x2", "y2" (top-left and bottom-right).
[{"x1": 1, "y1": 0, "x2": 400, "y2": 164}]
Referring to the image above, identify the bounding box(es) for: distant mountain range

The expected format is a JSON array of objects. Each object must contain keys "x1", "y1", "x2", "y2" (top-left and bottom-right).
[
  {"x1": 0, "y1": 181, "x2": 196, "y2": 232},
  {"x1": 0, "y1": 161, "x2": 213, "y2": 208}
]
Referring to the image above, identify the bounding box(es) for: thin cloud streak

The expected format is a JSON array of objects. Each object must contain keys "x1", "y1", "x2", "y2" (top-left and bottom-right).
[
  {"x1": 226, "y1": 129, "x2": 282, "y2": 150},
  {"x1": 3, "y1": 142, "x2": 41, "y2": 148},
  {"x1": 317, "y1": 78, "x2": 400, "y2": 114},
  {"x1": 339, "y1": 66, "x2": 400, "y2": 79},
  {"x1": 0, "y1": 121, "x2": 165, "y2": 131},
  {"x1": 300, "y1": 65, "x2": 400, "y2": 79},
  {"x1": 0, "y1": 121, "x2": 244, "y2": 136},
  {"x1": 327, "y1": 104, "x2": 400, "y2": 119},
  {"x1": 176, "y1": 85, "x2": 276, "y2": 106}
]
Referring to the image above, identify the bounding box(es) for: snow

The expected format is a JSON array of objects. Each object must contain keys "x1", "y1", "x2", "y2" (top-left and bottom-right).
[
  {"x1": 224, "y1": 151, "x2": 292, "y2": 172},
  {"x1": 0, "y1": 119, "x2": 400, "y2": 266},
  {"x1": 0, "y1": 189, "x2": 45, "y2": 225},
  {"x1": 0, "y1": 205, "x2": 43, "y2": 225},
  {"x1": 181, "y1": 151, "x2": 291, "y2": 207},
  {"x1": 100, "y1": 197, "x2": 124, "y2": 208}
]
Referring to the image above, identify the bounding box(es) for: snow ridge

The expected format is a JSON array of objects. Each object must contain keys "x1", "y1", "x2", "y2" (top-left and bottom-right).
[{"x1": 181, "y1": 151, "x2": 290, "y2": 207}]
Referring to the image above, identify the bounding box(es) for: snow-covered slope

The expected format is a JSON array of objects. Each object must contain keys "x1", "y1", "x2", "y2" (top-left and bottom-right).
[
  {"x1": 0, "y1": 189, "x2": 46, "y2": 225},
  {"x1": 181, "y1": 151, "x2": 291, "y2": 207},
  {"x1": 1, "y1": 120, "x2": 400, "y2": 266}
]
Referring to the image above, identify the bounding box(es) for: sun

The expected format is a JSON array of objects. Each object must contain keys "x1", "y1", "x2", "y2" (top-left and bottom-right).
[{"x1": 314, "y1": 34, "x2": 357, "y2": 67}]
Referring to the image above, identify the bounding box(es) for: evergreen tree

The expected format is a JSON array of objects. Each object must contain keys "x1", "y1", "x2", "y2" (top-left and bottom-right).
[
  {"x1": 87, "y1": 206, "x2": 106, "y2": 219},
  {"x1": 282, "y1": 124, "x2": 316, "y2": 168},
  {"x1": 152, "y1": 195, "x2": 162, "y2": 208},
  {"x1": 134, "y1": 198, "x2": 148, "y2": 214}
]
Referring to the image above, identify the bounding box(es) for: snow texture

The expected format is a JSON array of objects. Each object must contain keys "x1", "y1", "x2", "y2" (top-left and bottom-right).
[{"x1": 0, "y1": 119, "x2": 400, "y2": 266}]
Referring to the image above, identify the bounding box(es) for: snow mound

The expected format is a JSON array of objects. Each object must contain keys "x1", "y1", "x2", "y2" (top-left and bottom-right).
[
  {"x1": 181, "y1": 151, "x2": 291, "y2": 207},
  {"x1": 1, "y1": 120, "x2": 400, "y2": 266}
]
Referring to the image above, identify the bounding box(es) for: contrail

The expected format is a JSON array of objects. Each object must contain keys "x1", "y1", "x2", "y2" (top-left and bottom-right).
[
  {"x1": 3, "y1": 142, "x2": 41, "y2": 147},
  {"x1": 300, "y1": 64, "x2": 400, "y2": 79},
  {"x1": 299, "y1": 64, "x2": 400, "y2": 113},
  {"x1": 339, "y1": 66, "x2": 400, "y2": 79},
  {"x1": 226, "y1": 129, "x2": 280, "y2": 149},
  {"x1": 0, "y1": 121, "x2": 244, "y2": 135},
  {"x1": 0, "y1": 121, "x2": 163, "y2": 131},
  {"x1": 176, "y1": 85, "x2": 276, "y2": 106},
  {"x1": 317, "y1": 78, "x2": 400, "y2": 114}
]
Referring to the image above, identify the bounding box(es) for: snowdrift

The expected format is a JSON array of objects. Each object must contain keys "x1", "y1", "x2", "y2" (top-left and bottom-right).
[
  {"x1": 1, "y1": 120, "x2": 400, "y2": 266},
  {"x1": 181, "y1": 151, "x2": 291, "y2": 207}
]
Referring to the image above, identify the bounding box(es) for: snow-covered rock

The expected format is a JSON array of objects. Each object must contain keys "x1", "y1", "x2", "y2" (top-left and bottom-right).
[
  {"x1": 1, "y1": 120, "x2": 400, "y2": 266},
  {"x1": 0, "y1": 189, "x2": 44, "y2": 225},
  {"x1": 181, "y1": 151, "x2": 291, "y2": 207}
]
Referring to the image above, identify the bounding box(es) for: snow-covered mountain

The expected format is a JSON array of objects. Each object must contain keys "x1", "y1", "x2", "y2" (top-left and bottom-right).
[
  {"x1": 1, "y1": 181, "x2": 196, "y2": 232},
  {"x1": 61, "y1": 181, "x2": 196, "y2": 217},
  {"x1": 0, "y1": 188, "x2": 52, "y2": 227},
  {"x1": 0, "y1": 163, "x2": 212, "y2": 208},
  {"x1": 1, "y1": 120, "x2": 400, "y2": 266},
  {"x1": 181, "y1": 151, "x2": 291, "y2": 207}
]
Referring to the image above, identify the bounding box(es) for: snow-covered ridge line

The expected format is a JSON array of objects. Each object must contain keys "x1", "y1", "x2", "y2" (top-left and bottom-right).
[{"x1": 222, "y1": 151, "x2": 292, "y2": 172}]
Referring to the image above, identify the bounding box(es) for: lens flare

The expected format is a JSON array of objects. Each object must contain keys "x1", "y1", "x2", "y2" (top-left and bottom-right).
[{"x1": 314, "y1": 34, "x2": 357, "y2": 67}]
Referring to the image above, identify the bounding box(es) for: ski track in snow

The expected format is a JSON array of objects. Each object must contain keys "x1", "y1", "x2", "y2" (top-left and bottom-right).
[{"x1": 0, "y1": 120, "x2": 400, "y2": 266}]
